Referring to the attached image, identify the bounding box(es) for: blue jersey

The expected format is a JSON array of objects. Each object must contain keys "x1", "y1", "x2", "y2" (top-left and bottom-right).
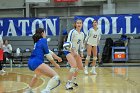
[{"x1": 28, "y1": 38, "x2": 49, "y2": 71}]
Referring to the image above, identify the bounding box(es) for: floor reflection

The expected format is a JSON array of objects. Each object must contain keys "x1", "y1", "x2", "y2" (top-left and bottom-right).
[
  {"x1": 0, "y1": 67, "x2": 140, "y2": 93},
  {"x1": 0, "y1": 72, "x2": 43, "y2": 93},
  {"x1": 112, "y1": 67, "x2": 128, "y2": 76}
]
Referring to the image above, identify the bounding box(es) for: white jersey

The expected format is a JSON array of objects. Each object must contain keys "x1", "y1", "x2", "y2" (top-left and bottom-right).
[
  {"x1": 3, "y1": 44, "x2": 12, "y2": 53},
  {"x1": 85, "y1": 28, "x2": 101, "y2": 46},
  {"x1": 67, "y1": 29, "x2": 85, "y2": 52}
]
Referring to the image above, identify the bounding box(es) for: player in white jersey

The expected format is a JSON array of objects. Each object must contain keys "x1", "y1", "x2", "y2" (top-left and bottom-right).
[
  {"x1": 63, "y1": 19, "x2": 85, "y2": 90},
  {"x1": 67, "y1": 29, "x2": 84, "y2": 53},
  {"x1": 84, "y1": 20, "x2": 101, "y2": 75}
]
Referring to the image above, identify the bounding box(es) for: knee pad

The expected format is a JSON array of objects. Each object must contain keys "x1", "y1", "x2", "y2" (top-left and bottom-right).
[
  {"x1": 52, "y1": 75, "x2": 60, "y2": 81},
  {"x1": 49, "y1": 75, "x2": 61, "y2": 90},
  {"x1": 93, "y1": 57, "x2": 97, "y2": 61},
  {"x1": 33, "y1": 74, "x2": 40, "y2": 78},
  {"x1": 70, "y1": 67, "x2": 77, "y2": 73},
  {"x1": 86, "y1": 56, "x2": 90, "y2": 61}
]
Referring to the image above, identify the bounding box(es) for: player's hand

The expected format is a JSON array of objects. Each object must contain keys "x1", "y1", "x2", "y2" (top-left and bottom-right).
[
  {"x1": 54, "y1": 63, "x2": 60, "y2": 69},
  {"x1": 81, "y1": 54, "x2": 84, "y2": 58},
  {"x1": 57, "y1": 57, "x2": 62, "y2": 62}
]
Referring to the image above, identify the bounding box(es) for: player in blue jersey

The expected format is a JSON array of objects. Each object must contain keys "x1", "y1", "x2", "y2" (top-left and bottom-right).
[
  {"x1": 63, "y1": 19, "x2": 85, "y2": 90},
  {"x1": 25, "y1": 28, "x2": 62, "y2": 93}
]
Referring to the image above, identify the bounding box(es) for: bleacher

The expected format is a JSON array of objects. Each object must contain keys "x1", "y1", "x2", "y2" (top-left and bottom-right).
[
  {"x1": 2, "y1": 34, "x2": 140, "y2": 67},
  {"x1": 3, "y1": 36, "x2": 59, "y2": 67}
]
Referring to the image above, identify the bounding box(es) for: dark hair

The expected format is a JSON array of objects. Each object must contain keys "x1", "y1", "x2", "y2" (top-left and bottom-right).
[
  {"x1": 3, "y1": 39, "x2": 8, "y2": 44},
  {"x1": 32, "y1": 28, "x2": 44, "y2": 43},
  {"x1": 92, "y1": 20, "x2": 98, "y2": 24}
]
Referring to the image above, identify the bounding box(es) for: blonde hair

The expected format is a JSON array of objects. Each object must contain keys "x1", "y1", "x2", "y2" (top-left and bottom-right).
[{"x1": 73, "y1": 19, "x2": 83, "y2": 28}]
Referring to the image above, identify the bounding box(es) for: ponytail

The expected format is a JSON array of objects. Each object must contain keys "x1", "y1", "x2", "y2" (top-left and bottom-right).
[
  {"x1": 32, "y1": 33, "x2": 42, "y2": 43},
  {"x1": 32, "y1": 28, "x2": 45, "y2": 43}
]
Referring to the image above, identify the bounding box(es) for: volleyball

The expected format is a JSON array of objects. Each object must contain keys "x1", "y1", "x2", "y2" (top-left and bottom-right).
[
  {"x1": 47, "y1": 38, "x2": 51, "y2": 42},
  {"x1": 63, "y1": 42, "x2": 72, "y2": 51}
]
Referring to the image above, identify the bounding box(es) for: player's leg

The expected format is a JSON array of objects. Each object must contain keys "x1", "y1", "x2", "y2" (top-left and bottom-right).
[
  {"x1": 71, "y1": 54, "x2": 83, "y2": 87},
  {"x1": 65, "y1": 53, "x2": 77, "y2": 90},
  {"x1": 29, "y1": 71, "x2": 41, "y2": 88},
  {"x1": 24, "y1": 62, "x2": 42, "y2": 93},
  {"x1": 90, "y1": 46, "x2": 97, "y2": 75},
  {"x1": 84, "y1": 44, "x2": 92, "y2": 75},
  {"x1": 25, "y1": 63, "x2": 60, "y2": 93},
  {"x1": 25, "y1": 73, "x2": 41, "y2": 93},
  {"x1": 37, "y1": 63, "x2": 60, "y2": 93}
]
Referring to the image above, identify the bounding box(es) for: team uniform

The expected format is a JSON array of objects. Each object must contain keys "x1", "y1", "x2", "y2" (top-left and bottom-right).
[
  {"x1": 84, "y1": 28, "x2": 101, "y2": 75},
  {"x1": 28, "y1": 38, "x2": 50, "y2": 71},
  {"x1": 64, "y1": 29, "x2": 85, "y2": 55},
  {"x1": 85, "y1": 28, "x2": 101, "y2": 46},
  {"x1": 63, "y1": 29, "x2": 85, "y2": 90},
  {"x1": 26, "y1": 38, "x2": 61, "y2": 93}
]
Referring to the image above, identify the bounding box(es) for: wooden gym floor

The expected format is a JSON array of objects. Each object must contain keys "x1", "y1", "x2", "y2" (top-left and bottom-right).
[{"x1": 0, "y1": 66, "x2": 140, "y2": 93}]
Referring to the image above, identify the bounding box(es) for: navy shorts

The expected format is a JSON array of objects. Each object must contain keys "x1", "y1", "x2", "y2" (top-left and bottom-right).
[
  {"x1": 28, "y1": 58, "x2": 43, "y2": 71},
  {"x1": 63, "y1": 51, "x2": 70, "y2": 56}
]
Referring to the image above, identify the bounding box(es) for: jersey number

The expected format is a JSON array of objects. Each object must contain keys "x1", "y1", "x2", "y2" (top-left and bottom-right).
[
  {"x1": 93, "y1": 35, "x2": 97, "y2": 38},
  {"x1": 77, "y1": 39, "x2": 81, "y2": 44}
]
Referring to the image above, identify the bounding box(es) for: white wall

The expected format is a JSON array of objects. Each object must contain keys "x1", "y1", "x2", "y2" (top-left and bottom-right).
[
  {"x1": 102, "y1": 3, "x2": 116, "y2": 14},
  {"x1": 36, "y1": 6, "x2": 100, "y2": 17},
  {"x1": 116, "y1": 1, "x2": 140, "y2": 14},
  {"x1": 0, "y1": 0, "x2": 25, "y2": 17},
  {"x1": 0, "y1": 9, "x2": 24, "y2": 17},
  {"x1": 0, "y1": 0, "x2": 24, "y2": 9},
  {"x1": 0, "y1": 0, "x2": 140, "y2": 15}
]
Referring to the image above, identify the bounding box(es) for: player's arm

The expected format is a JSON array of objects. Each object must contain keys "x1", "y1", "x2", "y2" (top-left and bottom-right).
[
  {"x1": 79, "y1": 32, "x2": 85, "y2": 57},
  {"x1": 49, "y1": 50, "x2": 62, "y2": 62},
  {"x1": 42, "y1": 39, "x2": 60, "y2": 69},
  {"x1": 85, "y1": 29, "x2": 91, "y2": 44},
  {"x1": 66, "y1": 29, "x2": 74, "y2": 42},
  {"x1": 45, "y1": 54, "x2": 60, "y2": 69},
  {"x1": 85, "y1": 33, "x2": 89, "y2": 43}
]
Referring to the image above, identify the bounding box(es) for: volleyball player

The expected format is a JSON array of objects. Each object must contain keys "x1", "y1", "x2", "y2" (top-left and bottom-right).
[
  {"x1": 84, "y1": 20, "x2": 101, "y2": 75},
  {"x1": 25, "y1": 28, "x2": 62, "y2": 93},
  {"x1": 63, "y1": 19, "x2": 85, "y2": 90}
]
